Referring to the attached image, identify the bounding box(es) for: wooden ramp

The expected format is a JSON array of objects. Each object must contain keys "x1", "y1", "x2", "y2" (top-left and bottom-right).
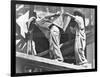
[{"x1": 16, "y1": 52, "x2": 91, "y2": 71}]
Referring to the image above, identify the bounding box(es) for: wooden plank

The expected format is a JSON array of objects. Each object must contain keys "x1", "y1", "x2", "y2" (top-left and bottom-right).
[{"x1": 16, "y1": 52, "x2": 91, "y2": 71}]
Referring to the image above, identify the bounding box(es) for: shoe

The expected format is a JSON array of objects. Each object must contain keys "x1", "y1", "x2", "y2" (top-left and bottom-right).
[
  {"x1": 78, "y1": 60, "x2": 88, "y2": 65},
  {"x1": 54, "y1": 58, "x2": 63, "y2": 62},
  {"x1": 79, "y1": 62, "x2": 91, "y2": 68}
]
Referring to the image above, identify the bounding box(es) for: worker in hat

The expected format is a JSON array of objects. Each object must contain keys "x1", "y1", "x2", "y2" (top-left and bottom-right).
[
  {"x1": 26, "y1": 11, "x2": 37, "y2": 55},
  {"x1": 68, "y1": 10, "x2": 88, "y2": 65}
]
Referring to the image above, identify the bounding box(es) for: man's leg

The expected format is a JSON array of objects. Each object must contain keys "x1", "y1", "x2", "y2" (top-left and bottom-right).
[
  {"x1": 75, "y1": 37, "x2": 88, "y2": 65},
  {"x1": 27, "y1": 40, "x2": 31, "y2": 54},
  {"x1": 31, "y1": 40, "x2": 37, "y2": 55},
  {"x1": 49, "y1": 26, "x2": 63, "y2": 61}
]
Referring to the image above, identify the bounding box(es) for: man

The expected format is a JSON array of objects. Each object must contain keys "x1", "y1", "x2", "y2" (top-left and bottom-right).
[
  {"x1": 48, "y1": 10, "x2": 72, "y2": 62},
  {"x1": 26, "y1": 11, "x2": 37, "y2": 55},
  {"x1": 41, "y1": 12, "x2": 71, "y2": 62},
  {"x1": 69, "y1": 10, "x2": 88, "y2": 65},
  {"x1": 49, "y1": 24, "x2": 64, "y2": 61}
]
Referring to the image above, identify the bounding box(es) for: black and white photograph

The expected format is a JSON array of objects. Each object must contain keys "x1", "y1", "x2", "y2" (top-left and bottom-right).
[{"x1": 11, "y1": 0, "x2": 97, "y2": 76}]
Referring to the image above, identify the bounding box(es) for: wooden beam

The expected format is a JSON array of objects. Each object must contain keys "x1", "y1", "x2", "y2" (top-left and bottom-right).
[{"x1": 16, "y1": 52, "x2": 91, "y2": 71}]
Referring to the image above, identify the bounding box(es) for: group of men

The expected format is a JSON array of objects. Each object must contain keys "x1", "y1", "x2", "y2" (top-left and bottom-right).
[{"x1": 26, "y1": 8, "x2": 88, "y2": 66}]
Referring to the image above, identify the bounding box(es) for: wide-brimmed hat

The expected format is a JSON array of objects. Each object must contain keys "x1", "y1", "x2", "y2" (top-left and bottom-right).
[{"x1": 73, "y1": 9, "x2": 85, "y2": 18}]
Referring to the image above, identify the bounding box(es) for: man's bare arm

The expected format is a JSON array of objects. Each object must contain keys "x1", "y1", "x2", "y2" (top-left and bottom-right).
[
  {"x1": 65, "y1": 12, "x2": 76, "y2": 19},
  {"x1": 63, "y1": 16, "x2": 71, "y2": 32}
]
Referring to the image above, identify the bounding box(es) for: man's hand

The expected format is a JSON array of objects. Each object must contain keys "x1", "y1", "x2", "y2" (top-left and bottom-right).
[
  {"x1": 75, "y1": 16, "x2": 85, "y2": 29},
  {"x1": 75, "y1": 16, "x2": 82, "y2": 25}
]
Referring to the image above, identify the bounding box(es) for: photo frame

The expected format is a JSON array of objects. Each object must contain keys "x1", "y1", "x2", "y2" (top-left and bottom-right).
[{"x1": 11, "y1": 0, "x2": 97, "y2": 76}]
